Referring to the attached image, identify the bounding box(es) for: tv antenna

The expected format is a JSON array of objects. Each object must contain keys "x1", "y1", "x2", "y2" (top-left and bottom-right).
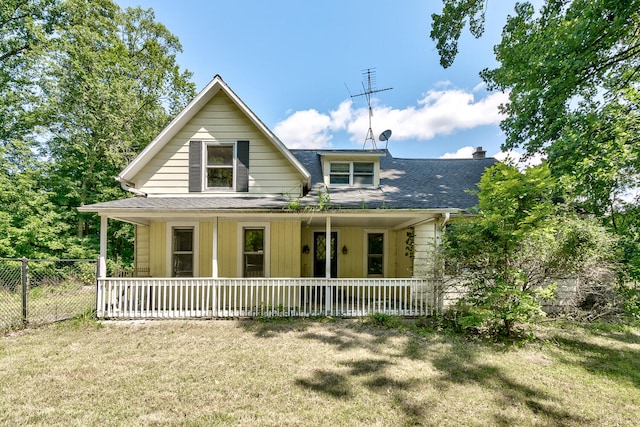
[{"x1": 350, "y1": 68, "x2": 392, "y2": 149}]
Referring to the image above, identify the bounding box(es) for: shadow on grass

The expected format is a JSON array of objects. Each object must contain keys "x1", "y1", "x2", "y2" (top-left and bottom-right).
[
  {"x1": 294, "y1": 369, "x2": 353, "y2": 399},
  {"x1": 430, "y1": 342, "x2": 588, "y2": 426},
  {"x1": 551, "y1": 334, "x2": 640, "y2": 389},
  {"x1": 241, "y1": 318, "x2": 638, "y2": 425}
]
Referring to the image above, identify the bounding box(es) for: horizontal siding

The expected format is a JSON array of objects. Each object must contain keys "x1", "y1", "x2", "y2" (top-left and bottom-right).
[
  {"x1": 134, "y1": 91, "x2": 304, "y2": 196},
  {"x1": 135, "y1": 225, "x2": 150, "y2": 272}
]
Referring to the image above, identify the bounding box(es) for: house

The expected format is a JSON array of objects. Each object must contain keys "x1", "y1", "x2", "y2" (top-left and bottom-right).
[{"x1": 79, "y1": 75, "x2": 496, "y2": 319}]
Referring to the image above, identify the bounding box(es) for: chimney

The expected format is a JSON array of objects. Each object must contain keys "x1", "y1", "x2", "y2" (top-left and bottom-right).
[{"x1": 472, "y1": 146, "x2": 486, "y2": 159}]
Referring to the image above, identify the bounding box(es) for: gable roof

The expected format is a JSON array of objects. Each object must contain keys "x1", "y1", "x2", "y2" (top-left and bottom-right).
[
  {"x1": 117, "y1": 75, "x2": 311, "y2": 184},
  {"x1": 80, "y1": 149, "x2": 495, "y2": 215},
  {"x1": 291, "y1": 149, "x2": 497, "y2": 210}
]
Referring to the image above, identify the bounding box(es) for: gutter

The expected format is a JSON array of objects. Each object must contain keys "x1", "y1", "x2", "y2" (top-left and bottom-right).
[{"x1": 116, "y1": 177, "x2": 147, "y2": 197}]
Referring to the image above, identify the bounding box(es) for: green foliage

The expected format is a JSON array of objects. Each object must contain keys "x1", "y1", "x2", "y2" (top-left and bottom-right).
[
  {"x1": 430, "y1": 0, "x2": 486, "y2": 68},
  {"x1": 364, "y1": 313, "x2": 404, "y2": 329},
  {"x1": 431, "y1": 0, "x2": 640, "y2": 296},
  {"x1": 0, "y1": 0, "x2": 196, "y2": 261},
  {"x1": 443, "y1": 162, "x2": 619, "y2": 337}
]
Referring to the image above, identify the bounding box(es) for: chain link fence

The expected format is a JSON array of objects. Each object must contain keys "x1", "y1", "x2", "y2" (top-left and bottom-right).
[{"x1": 0, "y1": 258, "x2": 97, "y2": 332}]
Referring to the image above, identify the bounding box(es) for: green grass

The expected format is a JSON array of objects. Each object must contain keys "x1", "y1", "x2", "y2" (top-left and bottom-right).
[
  {"x1": 1, "y1": 318, "x2": 639, "y2": 426},
  {"x1": 0, "y1": 285, "x2": 95, "y2": 330}
]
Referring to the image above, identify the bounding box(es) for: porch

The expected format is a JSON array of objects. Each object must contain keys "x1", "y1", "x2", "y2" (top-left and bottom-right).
[{"x1": 98, "y1": 277, "x2": 441, "y2": 319}]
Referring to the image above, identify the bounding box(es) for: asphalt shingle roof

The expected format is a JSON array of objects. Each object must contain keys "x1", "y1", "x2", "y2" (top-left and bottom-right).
[
  {"x1": 81, "y1": 150, "x2": 496, "y2": 212},
  {"x1": 291, "y1": 149, "x2": 496, "y2": 210}
]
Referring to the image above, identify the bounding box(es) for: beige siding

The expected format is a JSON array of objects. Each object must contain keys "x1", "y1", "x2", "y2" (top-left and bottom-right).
[
  {"x1": 270, "y1": 221, "x2": 301, "y2": 277},
  {"x1": 199, "y1": 221, "x2": 214, "y2": 277},
  {"x1": 413, "y1": 221, "x2": 440, "y2": 278},
  {"x1": 134, "y1": 225, "x2": 150, "y2": 273},
  {"x1": 395, "y1": 228, "x2": 413, "y2": 278},
  {"x1": 133, "y1": 92, "x2": 304, "y2": 196},
  {"x1": 149, "y1": 222, "x2": 166, "y2": 278},
  {"x1": 339, "y1": 227, "x2": 363, "y2": 278},
  {"x1": 217, "y1": 220, "x2": 238, "y2": 277}
]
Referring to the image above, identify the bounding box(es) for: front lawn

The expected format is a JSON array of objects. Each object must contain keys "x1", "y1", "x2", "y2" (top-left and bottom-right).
[{"x1": 1, "y1": 318, "x2": 638, "y2": 426}]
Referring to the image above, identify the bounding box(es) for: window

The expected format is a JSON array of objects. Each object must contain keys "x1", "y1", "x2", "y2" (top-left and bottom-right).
[
  {"x1": 329, "y1": 162, "x2": 374, "y2": 186},
  {"x1": 172, "y1": 227, "x2": 194, "y2": 277},
  {"x1": 367, "y1": 233, "x2": 384, "y2": 276},
  {"x1": 206, "y1": 143, "x2": 234, "y2": 189},
  {"x1": 243, "y1": 227, "x2": 264, "y2": 277}
]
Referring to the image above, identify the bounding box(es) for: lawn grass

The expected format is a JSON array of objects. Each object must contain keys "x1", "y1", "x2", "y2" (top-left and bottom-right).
[
  {"x1": 0, "y1": 286, "x2": 95, "y2": 330},
  {"x1": 1, "y1": 318, "x2": 639, "y2": 426}
]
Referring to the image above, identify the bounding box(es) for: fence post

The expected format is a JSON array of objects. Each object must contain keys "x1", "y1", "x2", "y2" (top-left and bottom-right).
[{"x1": 21, "y1": 258, "x2": 28, "y2": 324}]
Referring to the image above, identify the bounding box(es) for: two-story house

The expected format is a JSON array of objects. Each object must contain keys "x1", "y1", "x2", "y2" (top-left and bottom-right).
[{"x1": 80, "y1": 75, "x2": 496, "y2": 319}]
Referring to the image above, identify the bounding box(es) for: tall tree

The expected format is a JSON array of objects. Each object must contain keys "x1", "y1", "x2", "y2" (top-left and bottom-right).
[
  {"x1": 0, "y1": 0, "x2": 196, "y2": 261},
  {"x1": 431, "y1": 0, "x2": 640, "y2": 277},
  {"x1": 42, "y1": 0, "x2": 195, "y2": 248}
]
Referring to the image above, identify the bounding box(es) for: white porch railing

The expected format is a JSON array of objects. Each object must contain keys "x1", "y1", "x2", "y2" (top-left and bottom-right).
[{"x1": 96, "y1": 278, "x2": 441, "y2": 319}]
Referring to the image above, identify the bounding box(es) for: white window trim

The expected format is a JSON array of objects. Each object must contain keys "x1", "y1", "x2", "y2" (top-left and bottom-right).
[
  {"x1": 237, "y1": 222, "x2": 270, "y2": 277},
  {"x1": 327, "y1": 160, "x2": 378, "y2": 187},
  {"x1": 203, "y1": 141, "x2": 236, "y2": 192},
  {"x1": 166, "y1": 222, "x2": 200, "y2": 277},
  {"x1": 363, "y1": 229, "x2": 387, "y2": 278}
]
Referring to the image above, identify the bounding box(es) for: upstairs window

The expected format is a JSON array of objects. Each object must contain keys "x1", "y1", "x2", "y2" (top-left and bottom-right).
[
  {"x1": 206, "y1": 144, "x2": 234, "y2": 189},
  {"x1": 189, "y1": 140, "x2": 249, "y2": 193},
  {"x1": 329, "y1": 162, "x2": 374, "y2": 186}
]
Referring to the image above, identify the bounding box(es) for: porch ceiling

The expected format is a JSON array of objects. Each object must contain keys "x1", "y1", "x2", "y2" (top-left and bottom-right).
[{"x1": 105, "y1": 209, "x2": 452, "y2": 230}]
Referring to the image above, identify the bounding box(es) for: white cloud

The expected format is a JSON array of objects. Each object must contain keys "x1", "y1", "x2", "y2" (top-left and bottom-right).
[
  {"x1": 493, "y1": 150, "x2": 545, "y2": 168},
  {"x1": 273, "y1": 109, "x2": 335, "y2": 149},
  {"x1": 440, "y1": 146, "x2": 476, "y2": 159},
  {"x1": 273, "y1": 84, "x2": 509, "y2": 150}
]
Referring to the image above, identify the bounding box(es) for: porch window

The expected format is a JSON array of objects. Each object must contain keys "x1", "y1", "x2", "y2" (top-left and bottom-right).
[
  {"x1": 329, "y1": 162, "x2": 374, "y2": 186},
  {"x1": 367, "y1": 233, "x2": 384, "y2": 276},
  {"x1": 243, "y1": 228, "x2": 264, "y2": 277},
  {"x1": 172, "y1": 227, "x2": 194, "y2": 277},
  {"x1": 206, "y1": 143, "x2": 234, "y2": 189}
]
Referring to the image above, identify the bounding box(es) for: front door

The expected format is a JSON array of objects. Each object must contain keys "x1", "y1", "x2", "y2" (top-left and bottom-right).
[{"x1": 313, "y1": 232, "x2": 337, "y2": 278}]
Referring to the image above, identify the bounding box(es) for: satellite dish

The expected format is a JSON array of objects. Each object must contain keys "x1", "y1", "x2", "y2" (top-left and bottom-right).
[
  {"x1": 379, "y1": 129, "x2": 392, "y2": 148},
  {"x1": 379, "y1": 129, "x2": 392, "y2": 141}
]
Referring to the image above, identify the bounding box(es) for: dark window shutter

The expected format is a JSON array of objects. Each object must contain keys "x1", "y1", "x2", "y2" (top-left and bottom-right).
[
  {"x1": 189, "y1": 140, "x2": 202, "y2": 192},
  {"x1": 236, "y1": 140, "x2": 249, "y2": 192}
]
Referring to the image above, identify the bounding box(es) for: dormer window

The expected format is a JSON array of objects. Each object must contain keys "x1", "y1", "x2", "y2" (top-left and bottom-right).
[{"x1": 329, "y1": 162, "x2": 374, "y2": 186}]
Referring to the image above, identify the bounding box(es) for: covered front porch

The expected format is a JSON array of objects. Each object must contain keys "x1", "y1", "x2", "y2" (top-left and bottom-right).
[{"x1": 90, "y1": 206, "x2": 452, "y2": 319}]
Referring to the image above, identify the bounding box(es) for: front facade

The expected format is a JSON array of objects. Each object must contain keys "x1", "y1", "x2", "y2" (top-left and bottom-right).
[{"x1": 80, "y1": 75, "x2": 496, "y2": 318}]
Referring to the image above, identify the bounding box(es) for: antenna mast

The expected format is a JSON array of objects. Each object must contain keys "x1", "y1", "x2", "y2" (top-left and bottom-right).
[{"x1": 350, "y1": 68, "x2": 392, "y2": 149}]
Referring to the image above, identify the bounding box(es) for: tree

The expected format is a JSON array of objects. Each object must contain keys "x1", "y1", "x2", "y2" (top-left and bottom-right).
[
  {"x1": 431, "y1": 0, "x2": 640, "y2": 278},
  {"x1": 0, "y1": 0, "x2": 196, "y2": 263},
  {"x1": 443, "y1": 162, "x2": 618, "y2": 336}
]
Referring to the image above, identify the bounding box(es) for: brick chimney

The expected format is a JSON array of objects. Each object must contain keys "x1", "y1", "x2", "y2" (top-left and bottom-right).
[{"x1": 472, "y1": 146, "x2": 486, "y2": 159}]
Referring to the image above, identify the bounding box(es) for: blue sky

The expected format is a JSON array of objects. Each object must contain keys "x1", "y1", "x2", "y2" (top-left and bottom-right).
[{"x1": 115, "y1": 0, "x2": 525, "y2": 160}]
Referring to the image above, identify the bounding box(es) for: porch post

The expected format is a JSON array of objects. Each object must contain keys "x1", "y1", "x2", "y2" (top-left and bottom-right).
[
  {"x1": 212, "y1": 218, "x2": 219, "y2": 278},
  {"x1": 325, "y1": 215, "x2": 331, "y2": 278},
  {"x1": 99, "y1": 215, "x2": 108, "y2": 278}
]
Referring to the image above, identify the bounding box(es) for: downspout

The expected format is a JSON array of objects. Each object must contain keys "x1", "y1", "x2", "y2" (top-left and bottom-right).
[
  {"x1": 116, "y1": 177, "x2": 147, "y2": 197},
  {"x1": 442, "y1": 212, "x2": 450, "y2": 228}
]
